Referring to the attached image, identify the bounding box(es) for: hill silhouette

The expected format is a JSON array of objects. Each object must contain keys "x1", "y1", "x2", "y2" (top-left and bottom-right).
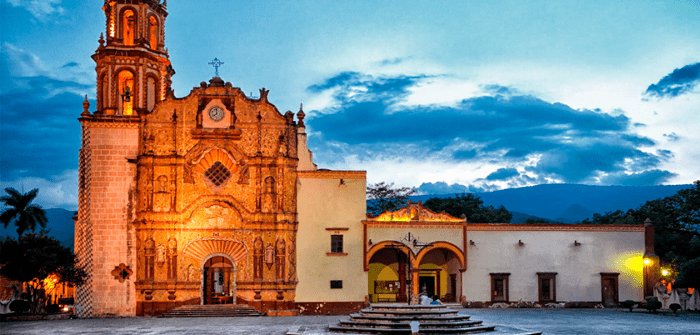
[{"x1": 411, "y1": 183, "x2": 692, "y2": 223}]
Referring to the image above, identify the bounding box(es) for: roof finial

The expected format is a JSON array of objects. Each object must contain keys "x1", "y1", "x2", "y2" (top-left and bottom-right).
[
  {"x1": 297, "y1": 103, "x2": 305, "y2": 127},
  {"x1": 81, "y1": 95, "x2": 91, "y2": 116}
]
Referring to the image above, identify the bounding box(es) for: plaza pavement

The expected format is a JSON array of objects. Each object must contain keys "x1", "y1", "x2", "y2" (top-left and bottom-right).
[{"x1": 1, "y1": 308, "x2": 699, "y2": 335}]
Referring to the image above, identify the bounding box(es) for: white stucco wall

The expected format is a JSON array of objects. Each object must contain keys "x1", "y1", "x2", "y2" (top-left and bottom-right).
[
  {"x1": 463, "y1": 226, "x2": 645, "y2": 303},
  {"x1": 295, "y1": 171, "x2": 367, "y2": 302}
]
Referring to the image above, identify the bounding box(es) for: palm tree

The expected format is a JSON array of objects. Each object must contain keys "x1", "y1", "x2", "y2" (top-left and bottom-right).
[{"x1": 0, "y1": 188, "x2": 48, "y2": 237}]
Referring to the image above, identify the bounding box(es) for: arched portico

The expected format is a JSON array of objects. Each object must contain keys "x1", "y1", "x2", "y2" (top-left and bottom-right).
[
  {"x1": 367, "y1": 244, "x2": 412, "y2": 302},
  {"x1": 200, "y1": 253, "x2": 237, "y2": 305},
  {"x1": 416, "y1": 243, "x2": 465, "y2": 302}
]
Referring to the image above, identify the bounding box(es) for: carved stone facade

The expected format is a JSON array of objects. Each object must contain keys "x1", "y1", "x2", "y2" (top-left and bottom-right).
[{"x1": 77, "y1": 0, "x2": 303, "y2": 317}]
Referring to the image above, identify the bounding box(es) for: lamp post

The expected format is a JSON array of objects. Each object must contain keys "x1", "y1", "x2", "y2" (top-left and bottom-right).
[{"x1": 388, "y1": 232, "x2": 433, "y2": 305}]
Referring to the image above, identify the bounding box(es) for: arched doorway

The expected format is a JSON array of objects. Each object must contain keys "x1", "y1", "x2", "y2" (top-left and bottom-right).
[
  {"x1": 417, "y1": 247, "x2": 462, "y2": 302},
  {"x1": 201, "y1": 254, "x2": 236, "y2": 305},
  {"x1": 367, "y1": 247, "x2": 410, "y2": 303}
]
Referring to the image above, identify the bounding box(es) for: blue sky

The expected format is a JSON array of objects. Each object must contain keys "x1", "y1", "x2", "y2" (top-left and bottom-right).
[{"x1": 1, "y1": 0, "x2": 699, "y2": 210}]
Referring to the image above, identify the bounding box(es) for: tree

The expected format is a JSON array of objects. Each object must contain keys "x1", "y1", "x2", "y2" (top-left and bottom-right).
[
  {"x1": 674, "y1": 257, "x2": 700, "y2": 289},
  {"x1": 367, "y1": 182, "x2": 416, "y2": 215},
  {"x1": 423, "y1": 193, "x2": 512, "y2": 223},
  {"x1": 0, "y1": 232, "x2": 88, "y2": 313},
  {"x1": 577, "y1": 181, "x2": 700, "y2": 287},
  {"x1": 0, "y1": 188, "x2": 48, "y2": 237}
]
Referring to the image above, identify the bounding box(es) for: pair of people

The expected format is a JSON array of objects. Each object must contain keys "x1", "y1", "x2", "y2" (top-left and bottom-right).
[{"x1": 419, "y1": 292, "x2": 442, "y2": 305}]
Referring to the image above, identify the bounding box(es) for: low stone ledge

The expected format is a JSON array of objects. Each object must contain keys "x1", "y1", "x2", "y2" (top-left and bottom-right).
[{"x1": 1, "y1": 313, "x2": 72, "y2": 322}]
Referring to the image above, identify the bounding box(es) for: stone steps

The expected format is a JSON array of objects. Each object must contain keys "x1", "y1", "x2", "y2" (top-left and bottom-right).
[
  {"x1": 329, "y1": 304, "x2": 497, "y2": 334},
  {"x1": 339, "y1": 319, "x2": 485, "y2": 329},
  {"x1": 359, "y1": 308, "x2": 460, "y2": 317},
  {"x1": 158, "y1": 304, "x2": 264, "y2": 318},
  {"x1": 329, "y1": 323, "x2": 496, "y2": 334},
  {"x1": 348, "y1": 313, "x2": 473, "y2": 323}
]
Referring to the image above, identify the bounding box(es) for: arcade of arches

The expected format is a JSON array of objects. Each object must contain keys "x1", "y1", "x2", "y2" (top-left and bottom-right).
[
  {"x1": 367, "y1": 246, "x2": 463, "y2": 303},
  {"x1": 364, "y1": 202, "x2": 468, "y2": 303}
]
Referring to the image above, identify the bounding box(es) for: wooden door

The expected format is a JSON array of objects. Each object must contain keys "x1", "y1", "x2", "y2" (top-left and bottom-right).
[
  {"x1": 600, "y1": 273, "x2": 619, "y2": 306},
  {"x1": 602, "y1": 278, "x2": 617, "y2": 305},
  {"x1": 419, "y1": 276, "x2": 435, "y2": 298}
]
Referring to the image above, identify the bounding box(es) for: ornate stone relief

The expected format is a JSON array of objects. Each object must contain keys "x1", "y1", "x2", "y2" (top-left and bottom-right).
[
  {"x1": 264, "y1": 242, "x2": 275, "y2": 270},
  {"x1": 111, "y1": 263, "x2": 133, "y2": 283}
]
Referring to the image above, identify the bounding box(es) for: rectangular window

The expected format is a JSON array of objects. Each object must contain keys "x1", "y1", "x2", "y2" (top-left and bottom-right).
[
  {"x1": 489, "y1": 273, "x2": 510, "y2": 302},
  {"x1": 537, "y1": 272, "x2": 557, "y2": 302},
  {"x1": 331, "y1": 235, "x2": 343, "y2": 253},
  {"x1": 330, "y1": 280, "x2": 343, "y2": 289}
]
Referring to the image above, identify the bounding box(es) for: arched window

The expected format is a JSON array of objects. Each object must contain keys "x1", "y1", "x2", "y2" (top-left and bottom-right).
[
  {"x1": 149, "y1": 16, "x2": 158, "y2": 50},
  {"x1": 264, "y1": 177, "x2": 276, "y2": 194},
  {"x1": 118, "y1": 70, "x2": 134, "y2": 115},
  {"x1": 99, "y1": 73, "x2": 108, "y2": 111},
  {"x1": 146, "y1": 76, "x2": 156, "y2": 111},
  {"x1": 123, "y1": 10, "x2": 135, "y2": 46}
]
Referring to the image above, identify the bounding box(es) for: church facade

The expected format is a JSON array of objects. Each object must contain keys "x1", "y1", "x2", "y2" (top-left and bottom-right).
[{"x1": 75, "y1": 1, "x2": 656, "y2": 317}]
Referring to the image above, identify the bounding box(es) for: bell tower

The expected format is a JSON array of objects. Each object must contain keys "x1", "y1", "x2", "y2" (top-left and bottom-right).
[
  {"x1": 75, "y1": 0, "x2": 174, "y2": 318},
  {"x1": 94, "y1": 0, "x2": 174, "y2": 116}
]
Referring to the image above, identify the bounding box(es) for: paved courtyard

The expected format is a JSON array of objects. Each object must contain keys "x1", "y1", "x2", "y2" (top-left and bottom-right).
[{"x1": 2, "y1": 309, "x2": 699, "y2": 335}]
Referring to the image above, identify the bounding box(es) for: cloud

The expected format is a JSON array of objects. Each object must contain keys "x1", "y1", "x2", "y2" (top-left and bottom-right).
[
  {"x1": 0, "y1": 43, "x2": 91, "y2": 185},
  {"x1": 414, "y1": 182, "x2": 484, "y2": 195},
  {"x1": 663, "y1": 132, "x2": 680, "y2": 142},
  {"x1": 4, "y1": 0, "x2": 65, "y2": 21},
  {"x1": 596, "y1": 170, "x2": 677, "y2": 187},
  {"x1": 486, "y1": 168, "x2": 519, "y2": 181},
  {"x1": 0, "y1": 170, "x2": 78, "y2": 210},
  {"x1": 305, "y1": 72, "x2": 675, "y2": 187},
  {"x1": 644, "y1": 62, "x2": 700, "y2": 98}
]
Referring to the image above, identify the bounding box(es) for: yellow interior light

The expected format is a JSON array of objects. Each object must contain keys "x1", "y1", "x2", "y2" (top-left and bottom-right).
[{"x1": 643, "y1": 258, "x2": 651, "y2": 265}]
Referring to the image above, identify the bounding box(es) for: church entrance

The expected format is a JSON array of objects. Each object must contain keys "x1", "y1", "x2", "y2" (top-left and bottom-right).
[{"x1": 202, "y1": 255, "x2": 236, "y2": 305}]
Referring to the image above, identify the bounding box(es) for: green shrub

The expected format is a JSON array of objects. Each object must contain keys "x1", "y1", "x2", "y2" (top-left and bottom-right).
[
  {"x1": 645, "y1": 296, "x2": 662, "y2": 313},
  {"x1": 621, "y1": 300, "x2": 637, "y2": 312},
  {"x1": 670, "y1": 303, "x2": 682, "y2": 314},
  {"x1": 9, "y1": 300, "x2": 30, "y2": 313}
]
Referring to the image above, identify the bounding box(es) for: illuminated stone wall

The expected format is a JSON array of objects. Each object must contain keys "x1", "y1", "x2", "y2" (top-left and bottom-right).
[{"x1": 75, "y1": 122, "x2": 139, "y2": 317}]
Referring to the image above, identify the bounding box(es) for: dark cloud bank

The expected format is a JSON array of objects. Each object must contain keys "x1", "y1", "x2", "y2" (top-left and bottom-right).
[
  {"x1": 0, "y1": 46, "x2": 88, "y2": 181},
  {"x1": 306, "y1": 72, "x2": 676, "y2": 188},
  {"x1": 645, "y1": 62, "x2": 700, "y2": 98}
]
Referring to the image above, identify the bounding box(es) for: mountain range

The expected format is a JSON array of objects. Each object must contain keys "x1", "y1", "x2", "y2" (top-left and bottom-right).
[
  {"x1": 410, "y1": 183, "x2": 693, "y2": 223},
  {"x1": 1, "y1": 183, "x2": 693, "y2": 249}
]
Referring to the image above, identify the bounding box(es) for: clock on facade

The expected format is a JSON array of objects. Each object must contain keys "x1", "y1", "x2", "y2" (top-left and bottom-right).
[{"x1": 208, "y1": 107, "x2": 224, "y2": 121}]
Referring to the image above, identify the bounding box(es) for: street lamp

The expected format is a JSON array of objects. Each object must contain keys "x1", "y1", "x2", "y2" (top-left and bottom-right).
[{"x1": 387, "y1": 232, "x2": 433, "y2": 305}]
